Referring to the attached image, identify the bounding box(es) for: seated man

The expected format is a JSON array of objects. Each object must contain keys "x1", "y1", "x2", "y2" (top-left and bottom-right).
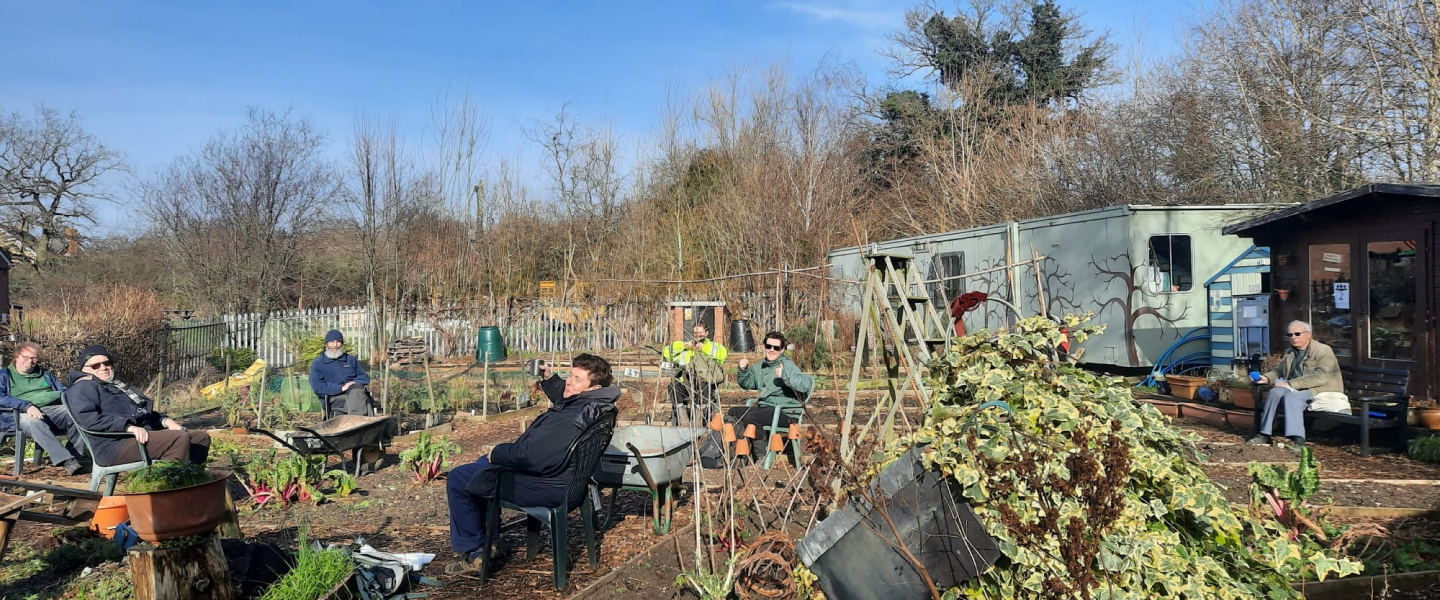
[
  {"x1": 309, "y1": 330, "x2": 373, "y2": 417},
  {"x1": 662, "y1": 322, "x2": 727, "y2": 425},
  {"x1": 1248, "y1": 320, "x2": 1345, "y2": 450},
  {"x1": 0, "y1": 342, "x2": 86, "y2": 475},
  {"x1": 444, "y1": 353, "x2": 619, "y2": 572},
  {"x1": 727, "y1": 331, "x2": 814, "y2": 437},
  {"x1": 68, "y1": 345, "x2": 211, "y2": 466}
]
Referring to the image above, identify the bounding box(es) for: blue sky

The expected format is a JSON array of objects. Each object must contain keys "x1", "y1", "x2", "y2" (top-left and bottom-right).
[{"x1": 0, "y1": 0, "x2": 1203, "y2": 233}]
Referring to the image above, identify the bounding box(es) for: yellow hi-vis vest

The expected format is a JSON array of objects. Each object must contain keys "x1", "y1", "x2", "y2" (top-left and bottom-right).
[{"x1": 662, "y1": 339, "x2": 728, "y2": 365}]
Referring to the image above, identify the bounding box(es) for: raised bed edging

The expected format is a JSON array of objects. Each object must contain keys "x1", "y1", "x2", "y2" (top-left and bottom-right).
[{"x1": 1292, "y1": 568, "x2": 1440, "y2": 600}]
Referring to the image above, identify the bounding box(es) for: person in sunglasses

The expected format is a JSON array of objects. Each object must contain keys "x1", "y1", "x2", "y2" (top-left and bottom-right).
[
  {"x1": 1248, "y1": 321, "x2": 1345, "y2": 451},
  {"x1": 66, "y1": 345, "x2": 211, "y2": 466},
  {"x1": 726, "y1": 331, "x2": 814, "y2": 439}
]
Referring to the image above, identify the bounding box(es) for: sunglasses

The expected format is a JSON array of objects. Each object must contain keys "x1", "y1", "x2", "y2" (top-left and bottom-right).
[
  {"x1": 1285, "y1": 332, "x2": 1308, "y2": 338},
  {"x1": 764, "y1": 343, "x2": 784, "y2": 351},
  {"x1": 86, "y1": 360, "x2": 113, "y2": 369}
]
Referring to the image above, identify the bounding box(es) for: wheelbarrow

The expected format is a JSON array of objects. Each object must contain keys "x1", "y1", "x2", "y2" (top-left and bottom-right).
[
  {"x1": 592, "y1": 425, "x2": 705, "y2": 535},
  {"x1": 248, "y1": 415, "x2": 394, "y2": 478}
]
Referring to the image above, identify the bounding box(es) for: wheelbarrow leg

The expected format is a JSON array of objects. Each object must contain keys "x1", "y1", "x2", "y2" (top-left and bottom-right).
[
  {"x1": 599, "y1": 487, "x2": 620, "y2": 529},
  {"x1": 657, "y1": 484, "x2": 673, "y2": 535}
]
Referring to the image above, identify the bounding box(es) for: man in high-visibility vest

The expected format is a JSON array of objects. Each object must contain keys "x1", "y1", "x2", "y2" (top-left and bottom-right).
[{"x1": 662, "y1": 322, "x2": 728, "y2": 425}]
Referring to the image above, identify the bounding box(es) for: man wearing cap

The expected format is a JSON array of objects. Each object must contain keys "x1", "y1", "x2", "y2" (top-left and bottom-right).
[
  {"x1": 0, "y1": 342, "x2": 86, "y2": 475},
  {"x1": 67, "y1": 345, "x2": 211, "y2": 465},
  {"x1": 309, "y1": 330, "x2": 373, "y2": 417}
]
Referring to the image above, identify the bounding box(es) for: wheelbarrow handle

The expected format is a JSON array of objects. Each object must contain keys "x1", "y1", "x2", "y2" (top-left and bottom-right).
[
  {"x1": 246, "y1": 428, "x2": 307, "y2": 454},
  {"x1": 625, "y1": 442, "x2": 659, "y2": 491},
  {"x1": 296, "y1": 426, "x2": 348, "y2": 457}
]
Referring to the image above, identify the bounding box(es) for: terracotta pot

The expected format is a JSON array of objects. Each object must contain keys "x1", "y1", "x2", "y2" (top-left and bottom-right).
[
  {"x1": 1140, "y1": 398, "x2": 1181, "y2": 418},
  {"x1": 89, "y1": 496, "x2": 129, "y2": 540},
  {"x1": 1417, "y1": 407, "x2": 1440, "y2": 430},
  {"x1": 1164, "y1": 375, "x2": 1208, "y2": 400},
  {"x1": 1225, "y1": 409, "x2": 1256, "y2": 431},
  {"x1": 1183, "y1": 404, "x2": 1228, "y2": 428},
  {"x1": 121, "y1": 468, "x2": 232, "y2": 543},
  {"x1": 1228, "y1": 386, "x2": 1256, "y2": 409}
]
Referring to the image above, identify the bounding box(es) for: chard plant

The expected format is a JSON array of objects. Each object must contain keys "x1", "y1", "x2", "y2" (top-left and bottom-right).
[
  {"x1": 238, "y1": 450, "x2": 353, "y2": 507},
  {"x1": 398, "y1": 432, "x2": 461, "y2": 484}
]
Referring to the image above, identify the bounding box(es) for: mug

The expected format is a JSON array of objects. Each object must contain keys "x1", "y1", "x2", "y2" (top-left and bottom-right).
[
  {"x1": 1248, "y1": 371, "x2": 1262, "y2": 383},
  {"x1": 526, "y1": 358, "x2": 547, "y2": 377}
]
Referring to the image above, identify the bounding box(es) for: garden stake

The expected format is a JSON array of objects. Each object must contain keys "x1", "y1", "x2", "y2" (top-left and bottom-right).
[
  {"x1": 423, "y1": 355, "x2": 436, "y2": 413},
  {"x1": 483, "y1": 357, "x2": 489, "y2": 418}
]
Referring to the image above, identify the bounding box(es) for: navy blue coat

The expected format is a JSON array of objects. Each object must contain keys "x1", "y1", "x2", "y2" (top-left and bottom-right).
[
  {"x1": 0, "y1": 367, "x2": 66, "y2": 432},
  {"x1": 66, "y1": 376, "x2": 170, "y2": 466},
  {"x1": 309, "y1": 352, "x2": 371, "y2": 397},
  {"x1": 465, "y1": 377, "x2": 619, "y2": 508}
]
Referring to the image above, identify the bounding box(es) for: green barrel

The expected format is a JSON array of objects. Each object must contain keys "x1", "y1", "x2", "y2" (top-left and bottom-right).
[{"x1": 476, "y1": 326, "x2": 507, "y2": 363}]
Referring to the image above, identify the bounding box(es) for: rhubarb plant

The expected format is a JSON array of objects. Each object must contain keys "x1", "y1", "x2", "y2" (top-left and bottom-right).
[{"x1": 399, "y1": 432, "x2": 461, "y2": 484}]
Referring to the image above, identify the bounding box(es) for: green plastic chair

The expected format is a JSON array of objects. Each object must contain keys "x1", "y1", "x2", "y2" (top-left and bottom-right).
[
  {"x1": 759, "y1": 394, "x2": 807, "y2": 470},
  {"x1": 479, "y1": 411, "x2": 616, "y2": 591},
  {"x1": 1, "y1": 407, "x2": 34, "y2": 477},
  {"x1": 60, "y1": 392, "x2": 152, "y2": 495}
]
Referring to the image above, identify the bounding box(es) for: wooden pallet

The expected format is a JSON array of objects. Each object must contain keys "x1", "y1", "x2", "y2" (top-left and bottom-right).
[{"x1": 386, "y1": 338, "x2": 432, "y2": 365}]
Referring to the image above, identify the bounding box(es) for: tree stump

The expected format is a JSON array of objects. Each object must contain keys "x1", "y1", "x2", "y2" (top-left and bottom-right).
[{"x1": 129, "y1": 532, "x2": 236, "y2": 600}]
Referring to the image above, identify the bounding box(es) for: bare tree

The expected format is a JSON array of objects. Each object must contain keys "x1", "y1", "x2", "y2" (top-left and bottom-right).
[
  {"x1": 140, "y1": 108, "x2": 341, "y2": 313},
  {"x1": 0, "y1": 106, "x2": 125, "y2": 270}
]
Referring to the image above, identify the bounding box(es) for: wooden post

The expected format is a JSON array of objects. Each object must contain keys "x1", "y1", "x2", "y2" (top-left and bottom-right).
[
  {"x1": 128, "y1": 533, "x2": 235, "y2": 600},
  {"x1": 1030, "y1": 242, "x2": 1048, "y2": 319},
  {"x1": 423, "y1": 355, "x2": 436, "y2": 413},
  {"x1": 218, "y1": 492, "x2": 242, "y2": 540},
  {"x1": 482, "y1": 358, "x2": 490, "y2": 419}
]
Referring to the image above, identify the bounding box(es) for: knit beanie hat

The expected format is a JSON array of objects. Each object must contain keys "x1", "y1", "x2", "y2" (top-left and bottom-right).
[
  {"x1": 78, "y1": 345, "x2": 110, "y2": 369},
  {"x1": 325, "y1": 330, "x2": 344, "y2": 343}
]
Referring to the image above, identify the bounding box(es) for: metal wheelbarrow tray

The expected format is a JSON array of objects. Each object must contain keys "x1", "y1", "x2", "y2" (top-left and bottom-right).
[
  {"x1": 249, "y1": 415, "x2": 394, "y2": 478},
  {"x1": 593, "y1": 425, "x2": 706, "y2": 534}
]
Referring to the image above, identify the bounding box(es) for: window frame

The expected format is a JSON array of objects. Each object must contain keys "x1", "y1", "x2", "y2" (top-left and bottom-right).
[{"x1": 1146, "y1": 234, "x2": 1194, "y2": 294}]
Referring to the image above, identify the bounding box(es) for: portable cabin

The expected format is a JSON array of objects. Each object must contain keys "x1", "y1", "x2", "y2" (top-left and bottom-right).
[{"x1": 827, "y1": 204, "x2": 1277, "y2": 370}]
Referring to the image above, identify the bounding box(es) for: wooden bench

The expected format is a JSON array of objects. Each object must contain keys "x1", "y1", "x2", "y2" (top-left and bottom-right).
[{"x1": 1298, "y1": 364, "x2": 1411, "y2": 457}]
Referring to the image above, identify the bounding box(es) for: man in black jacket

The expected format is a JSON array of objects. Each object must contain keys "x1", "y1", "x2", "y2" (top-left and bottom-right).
[
  {"x1": 67, "y1": 345, "x2": 211, "y2": 467},
  {"x1": 444, "y1": 353, "x2": 619, "y2": 571}
]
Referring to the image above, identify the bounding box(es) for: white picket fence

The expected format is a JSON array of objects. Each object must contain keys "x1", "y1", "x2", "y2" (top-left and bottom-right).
[
  {"x1": 170, "y1": 302, "x2": 671, "y2": 373},
  {"x1": 159, "y1": 290, "x2": 822, "y2": 381}
]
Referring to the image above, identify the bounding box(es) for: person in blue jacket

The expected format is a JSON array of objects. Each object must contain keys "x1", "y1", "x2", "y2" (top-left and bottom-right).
[
  {"x1": 308, "y1": 330, "x2": 372, "y2": 417},
  {"x1": 443, "y1": 353, "x2": 619, "y2": 573},
  {"x1": 0, "y1": 342, "x2": 85, "y2": 475}
]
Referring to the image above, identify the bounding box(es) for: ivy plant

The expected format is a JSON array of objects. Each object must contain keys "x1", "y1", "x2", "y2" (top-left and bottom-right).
[{"x1": 880, "y1": 314, "x2": 1362, "y2": 600}]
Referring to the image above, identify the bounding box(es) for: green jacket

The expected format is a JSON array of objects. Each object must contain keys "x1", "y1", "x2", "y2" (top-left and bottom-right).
[
  {"x1": 737, "y1": 356, "x2": 814, "y2": 403},
  {"x1": 1262, "y1": 340, "x2": 1344, "y2": 395}
]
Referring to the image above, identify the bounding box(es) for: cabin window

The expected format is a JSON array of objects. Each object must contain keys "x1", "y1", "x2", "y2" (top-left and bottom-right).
[
  {"x1": 1147, "y1": 235, "x2": 1193, "y2": 292},
  {"x1": 928, "y1": 252, "x2": 965, "y2": 305}
]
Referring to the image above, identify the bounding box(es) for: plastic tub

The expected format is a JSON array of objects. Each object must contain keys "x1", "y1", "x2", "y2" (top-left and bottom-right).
[{"x1": 594, "y1": 426, "x2": 706, "y2": 488}]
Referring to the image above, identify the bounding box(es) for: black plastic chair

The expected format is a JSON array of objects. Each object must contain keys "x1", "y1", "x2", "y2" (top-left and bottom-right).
[
  {"x1": 1, "y1": 407, "x2": 32, "y2": 477},
  {"x1": 479, "y1": 411, "x2": 617, "y2": 590},
  {"x1": 60, "y1": 392, "x2": 152, "y2": 495}
]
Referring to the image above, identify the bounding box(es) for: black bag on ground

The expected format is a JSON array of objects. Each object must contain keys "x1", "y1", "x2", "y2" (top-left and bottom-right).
[{"x1": 699, "y1": 428, "x2": 726, "y2": 469}]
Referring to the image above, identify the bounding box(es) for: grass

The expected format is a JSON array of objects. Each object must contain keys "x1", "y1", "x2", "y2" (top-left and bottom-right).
[
  {"x1": 0, "y1": 534, "x2": 128, "y2": 600},
  {"x1": 260, "y1": 527, "x2": 353, "y2": 600}
]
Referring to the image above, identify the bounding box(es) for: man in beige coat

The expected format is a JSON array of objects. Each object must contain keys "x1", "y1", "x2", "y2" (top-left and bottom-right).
[{"x1": 1248, "y1": 320, "x2": 1345, "y2": 450}]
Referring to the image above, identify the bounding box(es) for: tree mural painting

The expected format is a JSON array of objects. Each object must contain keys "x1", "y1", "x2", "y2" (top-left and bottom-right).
[
  {"x1": 1035, "y1": 256, "x2": 1085, "y2": 318},
  {"x1": 970, "y1": 257, "x2": 1013, "y2": 329},
  {"x1": 1089, "y1": 253, "x2": 1190, "y2": 364}
]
